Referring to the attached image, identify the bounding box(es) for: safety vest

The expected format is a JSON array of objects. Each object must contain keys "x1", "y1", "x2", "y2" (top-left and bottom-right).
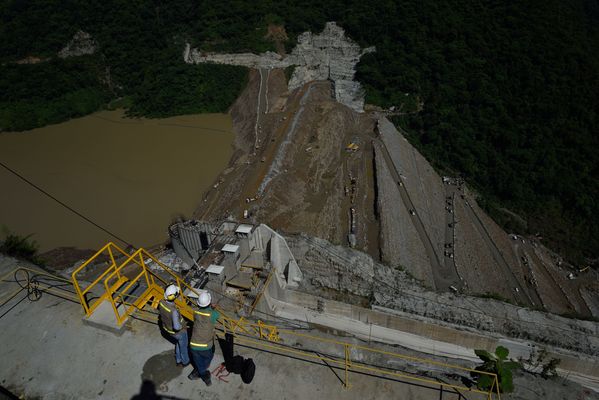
[
  {"x1": 190, "y1": 308, "x2": 215, "y2": 350},
  {"x1": 158, "y1": 299, "x2": 183, "y2": 335}
]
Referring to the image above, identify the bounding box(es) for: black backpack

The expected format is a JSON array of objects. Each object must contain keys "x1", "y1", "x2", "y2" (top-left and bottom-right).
[
  {"x1": 241, "y1": 358, "x2": 256, "y2": 384},
  {"x1": 218, "y1": 334, "x2": 256, "y2": 383},
  {"x1": 228, "y1": 355, "x2": 245, "y2": 374}
]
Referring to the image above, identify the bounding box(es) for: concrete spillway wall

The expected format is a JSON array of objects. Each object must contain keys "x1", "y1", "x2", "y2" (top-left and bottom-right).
[
  {"x1": 259, "y1": 271, "x2": 599, "y2": 388},
  {"x1": 249, "y1": 220, "x2": 599, "y2": 389}
]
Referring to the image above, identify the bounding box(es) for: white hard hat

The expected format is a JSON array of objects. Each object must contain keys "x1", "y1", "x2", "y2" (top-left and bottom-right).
[
  {"x1": 197, "y1": 291, "x2": 211, "y2": 308},
  {"x1": 164, "y1": 284, "x2": 180, "y2": 301}
]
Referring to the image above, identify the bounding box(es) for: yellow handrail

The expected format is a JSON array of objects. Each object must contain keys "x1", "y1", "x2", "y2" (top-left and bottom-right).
[
  {"x1": 216, "y1": 313, "x2": 499, "y2": 396},
  {"x1": 71, "y1": 242, "x2": 129, "y2": 316},
  {"x1": 97, "y1": 247, "x2": 202, "y2": 325},
  {"x1": 67, "y1": 243, "x2": 502, "y2": 398}
]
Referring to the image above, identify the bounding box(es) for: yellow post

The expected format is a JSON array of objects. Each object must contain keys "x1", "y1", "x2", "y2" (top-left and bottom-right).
[
  {"x1": 344, "y1": 344, "x2": 351, "y2": 389},
  {"x1": 71, "y1": 275, "x2": 88, "y2": 315},
  {"x1": 104, "y1": 278, "x2": 121, "y2": 325},
  {"x1": 258, "y1": 320, "x2": 264, "y2": 339},
  {"x1": 109, "y1": 246, "x2": 120, "y2": 280},
  {"x1": 268, "y1": 326, "x2": 280, "y2": 342},
  {"x1": 142, "y1": 257, "x2": 151, "y2": 287}
]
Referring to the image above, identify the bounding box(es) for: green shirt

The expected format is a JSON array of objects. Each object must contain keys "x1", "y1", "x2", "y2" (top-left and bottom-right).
[{"x1": 209, "y1": 309, "x2": 220, "y2": 324}]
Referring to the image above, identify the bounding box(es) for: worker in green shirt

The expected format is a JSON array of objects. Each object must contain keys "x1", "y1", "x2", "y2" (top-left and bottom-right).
[{"x1": 188, "y1": 291, "x2": 220, "y2": 386}]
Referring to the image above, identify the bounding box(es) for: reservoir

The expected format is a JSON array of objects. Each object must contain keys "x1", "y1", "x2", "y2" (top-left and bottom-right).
[{"x1": 0, "y1": 110, "x2": 233, "y2": 253}]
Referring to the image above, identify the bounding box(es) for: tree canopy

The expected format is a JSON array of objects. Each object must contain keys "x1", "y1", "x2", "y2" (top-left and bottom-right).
[{"x1": 1, "y1": 0, "x2": 597, "y2": 262}]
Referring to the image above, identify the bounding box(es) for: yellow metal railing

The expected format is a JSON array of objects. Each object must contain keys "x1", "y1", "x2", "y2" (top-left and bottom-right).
[
  {"x1": 71, "y1": 242, "x2": 131, "y2": 317},
  {"x1": 102, "y1": 247, "x2": 201, "y2": 325},
  {"x1": 71, "y1": 242, "x2": 201, "y2": 326},
  {"x1": 216, "y1": 314, "x2": 500, "y2": 398},
  {"x1": 68, "y1": 243, "x2": 501, "y2": 397}
]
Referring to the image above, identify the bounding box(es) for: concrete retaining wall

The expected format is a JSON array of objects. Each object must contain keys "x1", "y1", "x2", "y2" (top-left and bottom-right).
[{"x1": 259, "y1": 268, "x2": 599, "y2": 387}]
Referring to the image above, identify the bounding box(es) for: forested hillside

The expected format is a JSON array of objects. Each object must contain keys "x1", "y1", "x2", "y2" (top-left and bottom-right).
[
  {"x1": 0, "y1": 0, "x2": 249, "y2": 130},
  {"x1": 1, "y1": 0, "x2": 597, "y2": 262}
]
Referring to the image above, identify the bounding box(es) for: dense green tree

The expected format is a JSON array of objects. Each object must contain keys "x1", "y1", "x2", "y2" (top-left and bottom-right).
[{"x1": 0, "y1": 0, "x2": 597, "y2": 262}]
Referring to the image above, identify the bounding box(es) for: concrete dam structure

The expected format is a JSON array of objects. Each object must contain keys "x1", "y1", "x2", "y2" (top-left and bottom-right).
[{"x1": 163, "y1": 220, "x2": 599, "y2": 389}]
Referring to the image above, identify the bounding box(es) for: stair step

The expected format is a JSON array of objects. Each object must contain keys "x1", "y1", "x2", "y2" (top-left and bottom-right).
[
  {"x1": 108, "y1": 276, "x2": 129, "y2": 294},
  {"x1": 115, "y1": 281, "x2": 146, "y2": 306},
  {"x1": 134, "y1": 286, "x2": 161, "y2": 310}
]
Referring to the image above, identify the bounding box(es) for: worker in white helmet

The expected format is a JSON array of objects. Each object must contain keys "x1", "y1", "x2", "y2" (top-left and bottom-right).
[
  {"x1": 158, "y1": 284, "x2": 190, "y2": 366},
  {"x1": 187, "y1": 290, "x2": 220, "y2": 386}
]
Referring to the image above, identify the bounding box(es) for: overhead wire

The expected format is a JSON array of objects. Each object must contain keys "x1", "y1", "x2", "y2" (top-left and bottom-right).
[
  {"x1": 89, "y1": 113, "x2": 235, "y2": 135},
  {"x1": 0, "y1": 160, "x2": 133, "y2": 248}
]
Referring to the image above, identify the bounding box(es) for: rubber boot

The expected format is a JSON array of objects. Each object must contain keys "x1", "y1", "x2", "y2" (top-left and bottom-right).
[
  {"x1": 200, "y1": 371, "x2": 212, "y2": 386},
  {"x1": 187, "y1": 369, "x2": 201, "y2": 380}
]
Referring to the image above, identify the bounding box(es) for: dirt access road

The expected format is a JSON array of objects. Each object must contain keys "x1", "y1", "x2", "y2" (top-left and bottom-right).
[{"x1": 195, "y1": 70, "x2": 378, "y2": 255}]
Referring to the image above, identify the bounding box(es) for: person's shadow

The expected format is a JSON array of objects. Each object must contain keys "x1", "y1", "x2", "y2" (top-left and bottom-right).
[
  {"x1": 130, "y1": 380, "x2": 161, "y2": 400},
  {"x1": 130, "y1": 380, "x2": 189, "y2": 400}
]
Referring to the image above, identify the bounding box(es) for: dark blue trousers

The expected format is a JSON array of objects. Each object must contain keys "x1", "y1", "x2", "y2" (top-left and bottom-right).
[{"x1": 190, "y1": 345, "x2": 215, "y2": 378}]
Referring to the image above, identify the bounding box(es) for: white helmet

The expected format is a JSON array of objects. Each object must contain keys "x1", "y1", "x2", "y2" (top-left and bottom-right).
[
  {"x1": 197, "y1": 291, "x2": 211, "y2": 308},
  {"x1": 164, "y1": 284, "x2": 180, "y2": 301}
]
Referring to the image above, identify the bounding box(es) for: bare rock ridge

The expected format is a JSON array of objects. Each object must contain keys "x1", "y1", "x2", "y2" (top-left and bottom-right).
[
  {"x1": 184, "y1": 22, "x2": 375, "y2": 112},
  {"x1": 286, "y1": 23, "x2": 375, "y2": 112},
  {"x1": 58, "y1": 31, "x2": 97, "y2": 58}
]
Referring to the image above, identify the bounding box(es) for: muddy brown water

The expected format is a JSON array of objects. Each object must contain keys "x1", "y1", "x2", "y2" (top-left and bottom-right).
[{"x1": 0, "y1": 110, "x2": 233, "y2": 252}]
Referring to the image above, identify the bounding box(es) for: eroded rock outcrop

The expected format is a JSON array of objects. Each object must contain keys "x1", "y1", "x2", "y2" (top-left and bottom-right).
[
  {"x1": 287, "y1": 233, "x2": 599, "y2": 357},
  {"x1": 58, "y1": 31, "x2": 97, "y2": 58},
  {"x1": 184, "y1": 22, "x2": 374, "y2": 112}
]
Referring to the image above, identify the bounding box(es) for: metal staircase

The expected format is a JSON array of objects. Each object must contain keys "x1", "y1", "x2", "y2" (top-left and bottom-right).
[{"x1": 71, "y1": 242, "x2": 197, "y2": 331}]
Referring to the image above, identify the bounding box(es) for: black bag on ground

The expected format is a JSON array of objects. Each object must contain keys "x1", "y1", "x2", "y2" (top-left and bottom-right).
[
  {"x1": 228, "y1": 355, "x2": 245, "y2": 374},
  {"x1": 217, "y1": 333, "x2": 235, "y2": 370},
  {"x1": 241, "y1": 358, "x2": 255, "y2": 384},
  {"x1": 217, "y1": 333, "x2": 256, "y2": 383}
]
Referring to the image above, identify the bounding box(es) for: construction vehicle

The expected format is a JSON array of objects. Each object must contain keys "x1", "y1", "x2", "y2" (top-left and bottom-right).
[{"x1": 345, "y1": 142, "x2": 359, "y2": 152}]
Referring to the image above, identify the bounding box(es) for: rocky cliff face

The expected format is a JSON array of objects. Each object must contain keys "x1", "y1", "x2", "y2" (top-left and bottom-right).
[
  {"x1": 287, "y1": 233, "x2": 599, "y2": 357},
  {"x1": 184, "y1": 22, "x2": 374, "y2": 112},
  {"x1": 58, "y1": 31, "x2": 97, "y2": 58},
  {"x1": 286, "y1": 22, "x2": 374, "y2": 112}
]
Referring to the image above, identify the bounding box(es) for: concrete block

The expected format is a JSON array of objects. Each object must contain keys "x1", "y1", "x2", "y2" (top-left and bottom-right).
[{"x1": 82, "y1": 300, "x2": 127, "y2": 336}]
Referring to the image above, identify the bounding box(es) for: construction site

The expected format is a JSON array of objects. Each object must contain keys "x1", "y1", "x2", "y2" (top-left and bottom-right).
[{"x1": 1, "y1": 22, "x2": 598, "y2": 400}]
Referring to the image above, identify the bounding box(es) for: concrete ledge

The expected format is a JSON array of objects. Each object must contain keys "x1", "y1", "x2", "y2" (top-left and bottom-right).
[{"x1": 82, "y1": 300, "x2": 127, "y2": 336}]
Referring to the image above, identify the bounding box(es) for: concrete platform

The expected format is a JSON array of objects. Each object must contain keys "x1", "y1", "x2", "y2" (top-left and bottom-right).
[
  {"x1": 226, "y1": 272, "x2": 253, "y2": 289},
  {"x1": 241, "y1": 251, "x2": 265, "y2": 269}
]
